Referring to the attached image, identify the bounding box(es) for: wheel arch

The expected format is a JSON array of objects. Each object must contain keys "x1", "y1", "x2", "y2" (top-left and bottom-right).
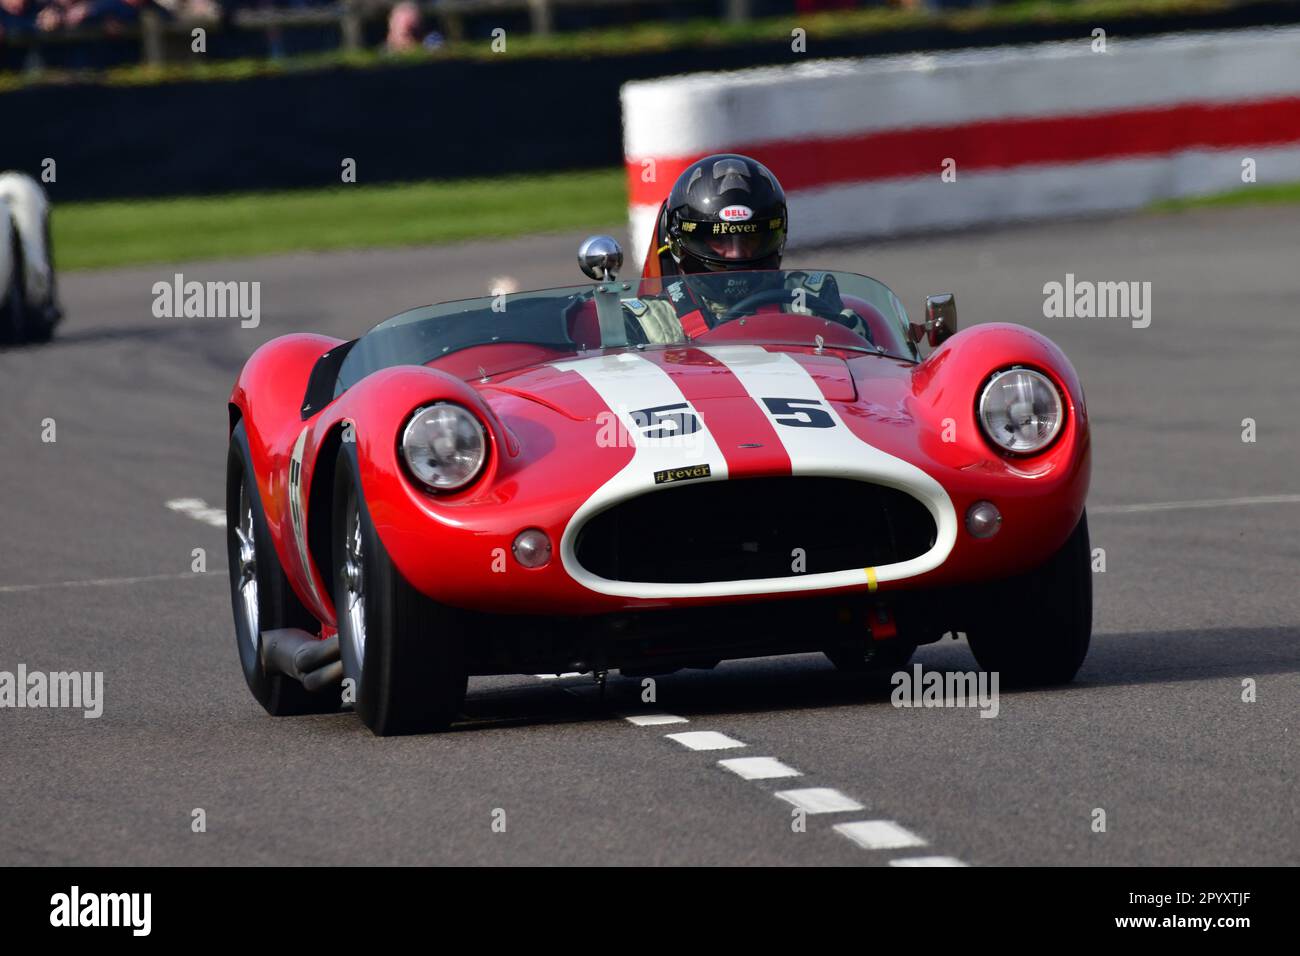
[
  {"x1": 229, "y1": 333, "x2": 345, "y2": 454},
  {"x1": 307, "y1": 420, "x2": 351, "y2": 602}
]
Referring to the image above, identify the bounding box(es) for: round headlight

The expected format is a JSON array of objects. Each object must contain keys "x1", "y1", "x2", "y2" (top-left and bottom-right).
[
  {"x1": 400, "y1": 403, "x2": 487, "y2": 491},
  {"x1": 977, "y1": 367, "x2": 1064, "y2": 455}
]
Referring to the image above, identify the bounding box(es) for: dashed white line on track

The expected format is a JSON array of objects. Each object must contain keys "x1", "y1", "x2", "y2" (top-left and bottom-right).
[
  {"x1": 166, "y1": 498, "x2": 227, "y2": 528},
  {"x1": 833, "y1": 820, "x2": 928, "y2": 851},
  {"x1": 623, "y1": 713, "x2": 689, "y2": 726},
  {"x1": 1091, "y1": 494, "x2": 1300, "y2": 515},
  {"x1": 665, "y1": 731, "x2": 746, "y2": 751},
  {"x1": 774, "y1": 788, "x2": 864, "y2": 814},
  {"x1": 889, "y1": 856, "x2": 969, "y2": 867},
  {"x1": 718, "y1": 757, "x2": 802, "y2": 780},
  {"x1": 555, "y1": 679, "x2": 972, "y2": 863},
  {"x1": 0, "y1": 571, "x2": 217, "y2": 594}
]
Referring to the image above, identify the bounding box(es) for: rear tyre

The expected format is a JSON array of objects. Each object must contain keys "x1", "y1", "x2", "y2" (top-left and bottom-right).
[
  {"x1": 332, "y1": 442, "x2": 467, "y2": 736},
  {"x1": 26, "y1": 217, "x2": 60, "y2": 343},
  {"x1": 1, "y1": 228, "x2": 26, "y2": 344},
  {"x1": 24, "y1": 301, "x2": 57, "y2": 343},
  {"x1": 965, "y1": 511, "x2": 1092, "y2": 687},
  {"x1": 226, "y1": 421, "x2": 338, "y2": 716}
]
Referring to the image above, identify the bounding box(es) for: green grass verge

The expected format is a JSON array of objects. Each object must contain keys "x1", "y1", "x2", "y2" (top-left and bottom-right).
[
  {"x1": 53, "y1": 169, "x2": 627, "y2": 270},
  {"x1": 1150, "y1": 181, "x2": 1300, "y2": 212},
  {"x1": 53, "y1": 170, "x2": 1300, "y2": 272},
  {"x1": 0, "y1": 0, "x2": 1254, "y2": 91}
]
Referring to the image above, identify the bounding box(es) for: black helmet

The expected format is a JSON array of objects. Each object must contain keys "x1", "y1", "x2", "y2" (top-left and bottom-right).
[{"x1": 663, "y1": 154, "x2": 787, "y2": 274}]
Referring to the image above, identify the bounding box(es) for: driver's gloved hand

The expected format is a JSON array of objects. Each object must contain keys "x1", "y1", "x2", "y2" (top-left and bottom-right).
[
  {"x1": 790, "y1": 273, "x2": 873, "y2": 343},
  {"x1": 836, "y1": 308, "x2": 875, "y2": 344},
  {"x1": 788, "y1": 271, "x2": 846, "y2": 313}
]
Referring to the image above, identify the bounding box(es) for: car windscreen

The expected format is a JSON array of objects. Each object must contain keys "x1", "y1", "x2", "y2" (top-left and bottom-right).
[
  {"x1": 336, "y1": 270, "x2": 915, "y2": 393},
  {"x1": 336, "y1": 284, "x2": 598, "y2": 394},
  {"x1": 638, "y1": 268, "x2": 915, "y2": 358}
]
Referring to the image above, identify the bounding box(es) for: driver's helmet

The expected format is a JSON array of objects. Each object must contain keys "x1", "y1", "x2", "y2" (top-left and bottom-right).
[{"x1": 662, "y1": 154, "x2": 787, "y2": 309}]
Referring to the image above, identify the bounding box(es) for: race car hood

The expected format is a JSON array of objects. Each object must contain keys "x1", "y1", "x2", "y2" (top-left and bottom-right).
[
  {"x1": 484, "y1": 344, "x2": 858, "y2": 423},
  {"x1": 471, "y1": 343, "x2": 957, "y2": 601}
]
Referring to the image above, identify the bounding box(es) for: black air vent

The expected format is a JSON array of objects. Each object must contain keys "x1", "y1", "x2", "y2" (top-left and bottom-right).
[{"x1": 575, "y1": 477, "x2": 936, "y2": 584}]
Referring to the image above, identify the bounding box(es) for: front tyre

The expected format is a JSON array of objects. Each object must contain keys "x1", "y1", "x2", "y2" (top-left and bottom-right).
[
  {"x1": 226, "y1": 422, "x2": 337, "y2": 715},
  {"x1": 966, "y1": 511, "x2": 1092, "y2": 687},
  {"x1": 332, "y1": 442, "x2": 467, "y2": 736}
]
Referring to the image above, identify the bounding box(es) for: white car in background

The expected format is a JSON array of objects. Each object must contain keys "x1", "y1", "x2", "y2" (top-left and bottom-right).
[{"x1": 0, "y1": 171, "x2": 62, "y2": 344}]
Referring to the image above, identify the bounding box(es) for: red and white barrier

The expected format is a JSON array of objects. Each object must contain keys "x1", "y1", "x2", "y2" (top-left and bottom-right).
[{"x1": 621, "y1": 28, "x2": 1300, "y2": 260}]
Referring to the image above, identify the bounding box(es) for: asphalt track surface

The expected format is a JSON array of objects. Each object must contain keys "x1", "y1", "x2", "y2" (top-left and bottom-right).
[{"x1": 1, "y1": 205, "x2": 1296, "y2": 866}]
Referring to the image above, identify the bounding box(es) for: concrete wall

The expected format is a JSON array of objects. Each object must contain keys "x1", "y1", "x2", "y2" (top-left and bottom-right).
[{"x1": 622, "y1": 28, "x2": 1300, "y2": 260}]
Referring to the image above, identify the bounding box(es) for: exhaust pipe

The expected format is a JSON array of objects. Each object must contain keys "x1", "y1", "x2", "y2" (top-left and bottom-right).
[
  {"x1": 261, "y1": 629, "x2": 342, "y2": 691},
  {"x1": 303, "y1": 660, "x2": 343, "y2": 692}
]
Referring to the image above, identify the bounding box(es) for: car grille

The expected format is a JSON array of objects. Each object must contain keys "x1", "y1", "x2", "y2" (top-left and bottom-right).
[{"x1": 574, "y1": 476, "x2": 937, "y2": 584}]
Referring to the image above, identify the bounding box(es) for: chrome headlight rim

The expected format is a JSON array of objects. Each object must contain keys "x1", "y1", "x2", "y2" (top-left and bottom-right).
[
  {"x1": 399, "y1": 402, "x2": 489, "y2": 493},
  {"x1": 976, "y1": 365, "x2": 1066, "y2": 457}
]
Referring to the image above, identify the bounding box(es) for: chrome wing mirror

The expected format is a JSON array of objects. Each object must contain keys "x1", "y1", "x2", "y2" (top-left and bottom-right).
[
  {"x1": 577, "y1": 235, "x2": 628, "y2": 348},
  {"x1": 578, "y1": 235, "x2": 624, "y2": 281},
  {"x1": 911, "y1": 293, "x2": 957, "y2": 347}
]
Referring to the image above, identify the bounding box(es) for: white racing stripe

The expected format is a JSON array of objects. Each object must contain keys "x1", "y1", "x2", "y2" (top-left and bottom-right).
[
  {"x1": 700, "y1": 345, "x2": 862, "y2": 468},
  {"x1": 774, "y1": 787, "x2": 865, "y2": 814},
  {"x1": 554, "y1": 351, "x2": 737, "y2": 598},
  {"x1": 702, "y1": 344, "x2": 958, "y2": 586},
  {"x1": 833, "y1": 820, "x2": 929, "y2": 851},
  {"x1": 665, "y1": 731, "x2": 746, "y2": 751},
  {"x1": 555, "y1": 347, "x2": 957, "y2": 599},
  {"x1": 551, "y1": 350, "x2": 728, "y2": 479}
]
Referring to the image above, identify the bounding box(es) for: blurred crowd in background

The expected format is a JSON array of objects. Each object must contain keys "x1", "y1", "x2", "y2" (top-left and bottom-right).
[
  {"x1": 0, "y1": 0, "x2": 980, "y2": 52},
  {"x1": 1, "y1": 0, "x2": 209, "y2": 41}
]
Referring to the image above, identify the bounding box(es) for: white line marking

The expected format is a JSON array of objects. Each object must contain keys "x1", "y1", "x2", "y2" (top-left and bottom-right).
[
  {"x1": 718, "y1": 757, "x2": 803, "y2": 780},
  {"x1": 0, "y1": 571, "x2": 217, "y2": 594},
  {"x1": 1091, "y1": 494, "x2": 1300, "y2": 515},
  {"x1": 774, "y1": 788, "x2": 864, "y2": 814},
  {"x1": 534, "y1": 672, "x2": 585, "y2": 679},
  {"x1": 834, "y1": 819, "x2": 928, "y2": 850},
  {"x1": 166, "y1": 497, "x2": 227, "y2": 528},
  {"x1": 665, "y1": 731, "x2": 746, "y2": 751},
  {"x1": 623, "y1": 713, "x2": 689, "y2": 726},
  {"x1": 889, "y1": 856, "x2": 969, "y2": 867}
]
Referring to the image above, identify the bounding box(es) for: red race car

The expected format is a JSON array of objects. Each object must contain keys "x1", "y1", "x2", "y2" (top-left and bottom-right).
[{"x1": 227, "y1": 236, "x2": 1090, "y2": 735}]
